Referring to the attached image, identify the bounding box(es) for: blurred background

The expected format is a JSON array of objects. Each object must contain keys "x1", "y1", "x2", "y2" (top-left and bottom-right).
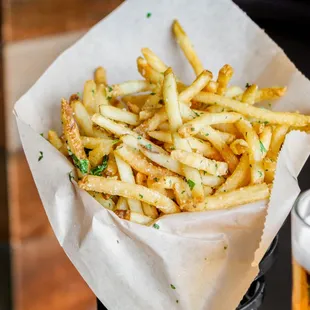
[{"x1": 0, "y1": 1, "x2": 309, "y2": 310}]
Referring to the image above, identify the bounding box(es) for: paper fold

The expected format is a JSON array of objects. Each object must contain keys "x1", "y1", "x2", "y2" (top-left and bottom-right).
[{"x1": 15, "y1": 0, "x2": 310, "y2": 309}]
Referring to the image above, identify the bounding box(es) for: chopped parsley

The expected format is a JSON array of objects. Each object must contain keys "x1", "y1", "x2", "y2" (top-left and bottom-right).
[
  {"x1": 107, "y1": 96, "x2": 112, "y2": 100},
  {"x1": 146, "y1": 12, "x2": 152, "y2": 18},
  {"x1": 38, "y1": 151, "x2": 43, "y2": 161},
  {"x1": 145, "y1": 144, "x2": 152, "y2": 150},
  {"x1": 258, "y1": 170, "x2": 263, "y2": 177},
  {"x1": 77, "y1": 92, "x2": 81, "y2": 97},
  {"x1": 107, "y1": 85, "x2": 113, "y2": 92},
  {"x1": 181, "y1": 190, "x2": 185, "y2": 194},
  {"x1": 263, "y1": 121, "x2": 269, "y2": 125},
  {"x1": 91, "y1": 89, "x2": 95, "y2": 96},
  {"x1": 112, "y1": 139, "x2": 120, "y2": 144},
  {"x1": 205, "y1": 133, "x2": 209, "y2": 136},
  {"x1": 259, "y1": 140, "x2": 267, "y2": 154},
  {"x1": 153, "y1": 177, "x2": 159, "y2": 182},
  {"x1": 215, "y1": 163, "x2": 218, "y2": 169},
  {"x1": 139, "y1": 194, "x2": 143, "y2": 199},
  {"x1": 68, "y1": 148, "x2": 89, "y2": 174},
  {"x1": 170, "y1": 146, "x2": 175, "y2": 150},
  {"x1": 187, "y1": 179, "x2": 195, "y2": 190},
  {"x1": 90, "y1": 155, "x2": 108, "y2": 176},
  {"x1": 137, "y1": 135, "x2": 142, "y2": 140},
  {"x1": 176, "y1": 300, "x2": 179, "y2": 303},
  {"x1": 191, "y1": 127, "x2": 195, "y2": 132},
  {"x1": 153, "y1": 223, "x2": 160, "y2": 229},
  {"x1": 170, "y1": 284, "x2": 176, "y2": 290},
  {"x1": 194, "y1": 111, "x2": 200, "y2": 117},
  {"x1": 150, "y1": 92, "x2": 156, "y2": 95},
  {"x1": 40, "y1": 133, "x2": 44, "y2": 137},
  {"x1": 245, "y1": 83, "x2": 251, "y2": 88},
  {"x1": 68, "y1": 171, "x2": 74, "y2": 182}
]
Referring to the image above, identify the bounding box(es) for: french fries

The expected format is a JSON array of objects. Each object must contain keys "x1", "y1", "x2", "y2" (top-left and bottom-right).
[{"x1": 47, "y1": 19, "x2": 307, "y2": 226}]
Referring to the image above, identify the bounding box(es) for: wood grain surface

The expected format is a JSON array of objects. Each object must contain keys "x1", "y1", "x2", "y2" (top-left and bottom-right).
[{"x1": 3, "y1": 0, "x2": 124, "y2": 42}]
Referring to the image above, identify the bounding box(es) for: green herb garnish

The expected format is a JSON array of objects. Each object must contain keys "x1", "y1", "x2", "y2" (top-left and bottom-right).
[
  {"x1": 258, "y1": 170, "x2": 263, "y2": 177},
  {"x1": 150, "y1": 92, "x2": 156, "y2": 95},
  {"x1": 170, "y1": 284, "x2": 176, "y2": 290},
  {"x1": 146, "y1": 12, "x2": 152, "y2": 18},
  {"x1": 90, "y1": 155, "x2": 108, "y2": 176},
  {"x1": 259, "y1": 140, "x2": 267, "y2": 154},
  {"x1": 187, "y1": 179, "x2": 195, "y2": 190},
  {"x1": 68, "y1": 148, "x2": 89, "y2": 174},
  {"x1": 108, "y1": 85, "x2": 113, "y2": 92},
  {"x1": 137, "y1": 135, "x2": 142, "y2": 140},
  {"x1": 107, "y1": 96, "x2": 112, "y2": 100},
  {"x1": 153, "y1": 223, "x2": 160, "y2": 229},
  {"x1": 40, "y1": 133, "x2": 44, "y2": 137},
  {"x1": 145, "y1": 144, "x2": 152, "y2": 150},
  {"x1": 139, "y1": 194, "x2": 143, "y2": 199},
  {"x1": 153, "y1": 177, "x2": 159, "y2": 182},
  {"x1": 245, "y1": 83, "x2": 250, "y2": 88},
  {"x1": 68, "y1": 171, "x2": 74, "y2": 182},
  {"x1": 38, "y1": 151, "x2": 43, "y2": 161}
]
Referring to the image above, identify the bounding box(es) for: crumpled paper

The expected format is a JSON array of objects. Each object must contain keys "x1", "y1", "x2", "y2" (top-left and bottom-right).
[{"x1": 14, "y1": 0, "x2": 310, "y2": 309}]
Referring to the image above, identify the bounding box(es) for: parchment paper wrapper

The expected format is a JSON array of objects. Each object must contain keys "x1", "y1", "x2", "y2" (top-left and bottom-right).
[{"x1": 14, "y1": 0, "x2": 310, "y2": 309}]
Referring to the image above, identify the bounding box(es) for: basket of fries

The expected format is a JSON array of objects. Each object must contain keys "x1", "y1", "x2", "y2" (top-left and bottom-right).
[{"x1": 14, "y1": 0, "x2": 310, "y2": 309}]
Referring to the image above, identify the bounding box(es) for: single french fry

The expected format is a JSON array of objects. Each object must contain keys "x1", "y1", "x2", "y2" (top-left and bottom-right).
[
  {"x1": 135, "y1": 172, "x2": 158, "y2": 219},
  {"x1": 194, "y1": 92, "x2": 310, "y2": 126},
  {"x1": 241, "y1": 84, "x2": 258, "y2": 105},
  {"x1": 205, "y1": 81, "x2": 218, "y2": 93},
  {"x1": 108, "y1": 80, "x2": 154, "y2": 98},
  {"x1": 178, "y1": 112, "x2": 242, "y2": 137},
  {"x1": 172, "y1": 20, "x2": 204, "y2": 75},
  {"x1": 115, "y1": 144, "x2": 174, "y2": 177},
  {"x1": 121, "y1": 134, "x2": 168, "y2": 155},
  {"x1": 263, "y1": 157, "x2": 277, "y2": 184},
  {"x1": 114, "y1": 153, "x2": 143, "y2": 214},
  {"x1": 138, "y1": 144, "x2": 183, "y2": 175},
  {"x1": 141, "y1": 48, "x2": 168, "y2": 73},
  {"x1": 235, "y1": 87, "x2": 287, "y2": 103},
  {"x1": 89, "y1": 145, "x2": 112, "y2": 168},
  {"x1": 216, "y1": 64, "x2": 234, "y2": 95},
  {"x1": 94, "y1": 66, "x2": 107, "y2": 85},
  {"x1": 71, "y1": 99, "x2": 93, "y2": 136},
  {"x1": 48, "y1": 130, "x2": 68, "y2": 156},
  {"x1": 185, "y1": 183, "x2": 270, "y2": 212},
  {"x1": 88, "y1": 191, "x2": 115, "y2": 210},
  {"x1": 266, "y1": 124, "x2": 289, "y2": 161},
  {"x1": 252, "y1": 122, "x2": 265, "y2": 135},
  {"x1": 100, "y1": 105, "x2": 139, "y2": 126},
  {"x1": 235, "y1": 119, "x2": 264, "y2": 184},
  {"x1": 225, "y1": 86, "x2": 243, "y2": 98},
  {"x1": 61, "y1": 98, "x2": 89, "y2": 175},
  {"x1": 158, "y1": 121, "x2": 170, "y2": 131},
  {"x1": 137, "y1": 57, "x2": 164, "y2": 84},
  {"x1": 122, "y1": 94, "x2": 148, "y2": 108},
  {"x1": 92, "y1": 125, "x2": 110, "y2": 139},
  {"x1": 83, "y1": 80, "x2": 97, "y2": 115},
  {"x1": 105, "y1": 152, "x2": 118, "y2": 177},
  {"x1": 259, "y1": 126, "x2": 272, "y2": 159},
  {"x1": 79, "y1": 175, "x2": 180, "y2": 214},
  {"x1": 81, "y1": 136, "x2": 116, "y2": 149},
  {"x1": 216, "y1": 153, "x2": 250, "y2": 193},
  {"x1": 199, "y1": 126, "x2": 239, "y2": 172},
  {"x1": 230, "y1": 139, "x2": 248, "y2": 155},
  {"x1": 171, "y1": 149, "x2": 228, "y2": 176},
  {"x1": 95, "y1": 84, "x2": 109, "y2": 110},
  {"x1": 187, "y1": 137, "x2": 222, "y2": 161},
  {"x1": 200, "y1": 172, "x2": 225, "y2": 187},
  {"x1": 179, "y1": 70, "x2": 212, "y2": 102},
  {"x1": 115, "y1": 197, "x2": 129, "y2": 210},
  {"x1": 197, "y1": 128, "x2": 236, "y2": 145},
  {"x1": 148, "y1": 131, "x2": 172, "y2": 144}
]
